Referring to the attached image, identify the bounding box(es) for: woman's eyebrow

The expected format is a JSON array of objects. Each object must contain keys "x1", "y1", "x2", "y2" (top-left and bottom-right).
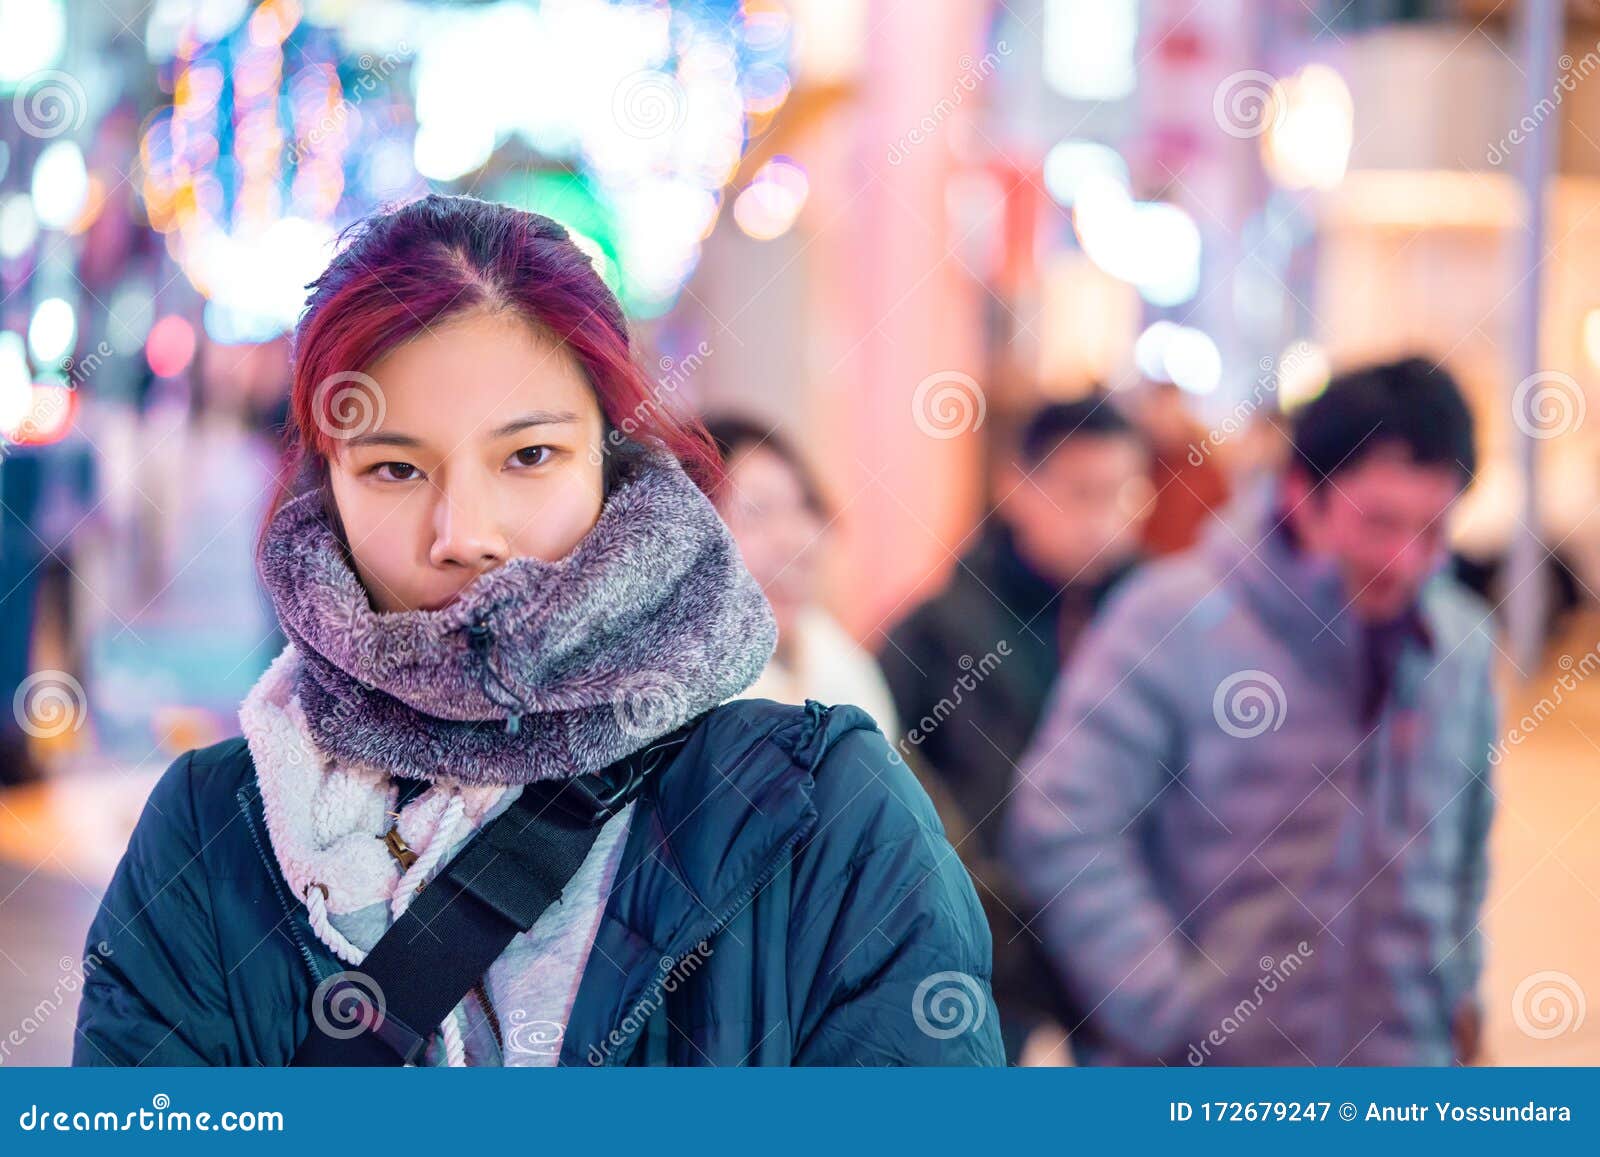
[
  {"x1": 344, "y1": 410, "x2": 581, "y2": 451},
  {"x1": 485, "y1": 410, "x2": 582, "y2": 439}
]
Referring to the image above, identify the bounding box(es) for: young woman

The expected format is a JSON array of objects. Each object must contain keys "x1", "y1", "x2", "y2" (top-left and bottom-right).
[{"x1": 71, "y1": 194, "x2": 1001, "y2": 1067}]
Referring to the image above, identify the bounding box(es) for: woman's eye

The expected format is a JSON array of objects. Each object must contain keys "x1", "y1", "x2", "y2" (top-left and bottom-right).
[
  {"x1": 510, "y1": 445, "x2": 554, "y2": 469},
  {"x1": 372, "y1": 461, "x2": 421, "y2": 482}
]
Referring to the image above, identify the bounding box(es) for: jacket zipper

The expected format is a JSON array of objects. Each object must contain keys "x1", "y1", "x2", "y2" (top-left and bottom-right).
[
  {"x1": 586, "y1": 808, "x2": 819, "y2": 1066},
  {"x1": 236, "y1": 787, "x2": 325, "y2": 988}
]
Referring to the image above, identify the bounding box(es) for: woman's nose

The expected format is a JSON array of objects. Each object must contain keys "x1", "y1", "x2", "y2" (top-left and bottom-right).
[{"x1": 429, "y1": 483, "x2": 510, "y2": 569}]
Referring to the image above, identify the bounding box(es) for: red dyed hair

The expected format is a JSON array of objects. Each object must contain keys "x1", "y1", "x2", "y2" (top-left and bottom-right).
[{"x1": 258, "y1": 193, "x2": 721, "y2": 558}]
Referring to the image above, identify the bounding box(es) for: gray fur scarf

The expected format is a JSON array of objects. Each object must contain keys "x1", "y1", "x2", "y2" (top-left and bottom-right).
[{"x1": 255, "y1": 440, "x2": 777, "y2": 786}]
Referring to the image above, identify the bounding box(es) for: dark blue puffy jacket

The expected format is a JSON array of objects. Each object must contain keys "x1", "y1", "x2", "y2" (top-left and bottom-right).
[{"x1": 72, "y1": 698, "x2": 1004, "y2": 1066}]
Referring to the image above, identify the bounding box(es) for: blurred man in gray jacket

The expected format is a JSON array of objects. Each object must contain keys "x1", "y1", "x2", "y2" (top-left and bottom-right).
[{"x1": 1003, "y1": 358, "x2": 1497, "y2": 1066}]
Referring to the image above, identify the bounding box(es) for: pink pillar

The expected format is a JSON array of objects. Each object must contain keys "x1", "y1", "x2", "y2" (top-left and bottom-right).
[{"x1": 822, "y1": 0, "x2": 989, "y2": 643}]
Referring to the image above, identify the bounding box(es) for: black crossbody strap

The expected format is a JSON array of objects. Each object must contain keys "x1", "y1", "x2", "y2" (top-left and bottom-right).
[{"x1": 291, "y1": 716, "x2": 702, "y2": 1067}]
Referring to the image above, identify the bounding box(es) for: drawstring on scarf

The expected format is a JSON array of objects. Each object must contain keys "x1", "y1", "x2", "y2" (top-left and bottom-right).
[{"x1": 466, "y1": 613, "x2": 526, "y2": 734}]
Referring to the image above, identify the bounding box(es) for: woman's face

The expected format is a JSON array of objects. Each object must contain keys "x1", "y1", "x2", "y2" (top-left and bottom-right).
[
  {"x1": 717, "y1": 442, "x2": 823, "y2": 637},
  {"x1": 326, "y1": 309, "x2": 608, "y2": 613}
]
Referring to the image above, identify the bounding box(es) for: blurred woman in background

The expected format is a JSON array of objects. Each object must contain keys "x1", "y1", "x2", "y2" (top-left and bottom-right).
[{"x1": 703, "y1": 415, "x2": 900, "y2": 740}]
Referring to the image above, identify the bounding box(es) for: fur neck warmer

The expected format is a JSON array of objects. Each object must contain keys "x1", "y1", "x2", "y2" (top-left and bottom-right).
[{"x1": 254, "y1": 440, "x2": 777, "y2": 787}]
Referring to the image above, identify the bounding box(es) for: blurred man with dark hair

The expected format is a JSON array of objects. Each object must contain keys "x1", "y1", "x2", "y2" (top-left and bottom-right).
[
  {"x1": 1004, "y1": 357, "x2": 1496, "y2": 1066},
  {"x1": 879, "y1": 394, "x2": 1153, "y2": 1061}
]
